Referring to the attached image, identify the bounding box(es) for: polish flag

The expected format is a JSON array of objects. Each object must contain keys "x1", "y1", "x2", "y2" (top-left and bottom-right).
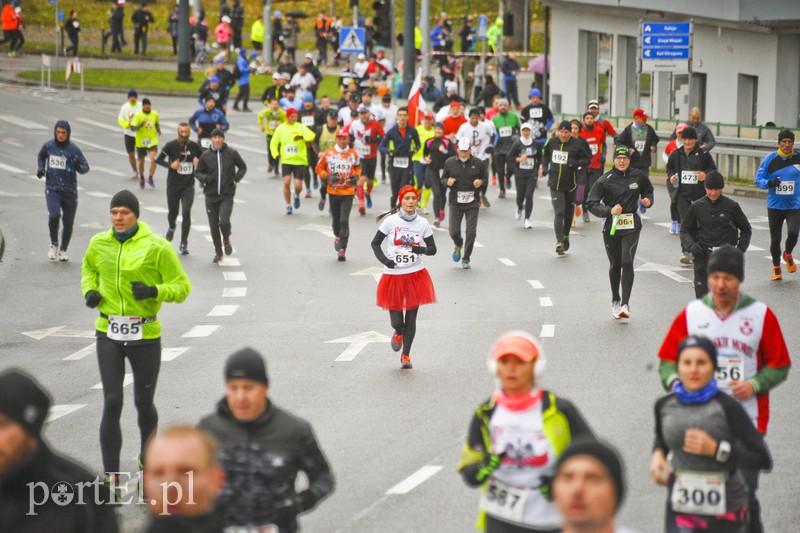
[{"x1": 407, "y1": 69, "x2": 427, "y2": 127}]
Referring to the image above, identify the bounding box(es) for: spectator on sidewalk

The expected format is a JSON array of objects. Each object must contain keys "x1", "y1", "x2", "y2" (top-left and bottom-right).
[
  {"x1": 250, "y1": 14, "x2": 264, "y2": 51},
  {"x1": 107, "y1": 2, "x2": 125, "y2": 53},
  {"x1": 231, "y1": 0, "x2": 244, "y2": 50},
  {"x1": 168, "y1": 4, "x2": 179, "y2": 55},
  {"x1": 215, "y1": 15, "x2": 232, "y2": 56},
  {"x1": 65, "y1": 10, "x2": 80, "y2": 57},
  {"x1": 131, "y1": 2, "x2": 154, "y2": 55}
]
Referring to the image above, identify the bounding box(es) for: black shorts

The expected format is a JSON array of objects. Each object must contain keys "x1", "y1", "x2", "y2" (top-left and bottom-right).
[
  {"x1": 124, "y1": 135, "x2": 136, "y2": 154},
  {"x1": 282, "y1": 163, "x2": 307, "y2": 180},
  {"x1": 136, "y1": 146, "x2": 157, "y2": 158},
  {"x1": 362, "y1": 157, "x2": 378, "y2": 179}
]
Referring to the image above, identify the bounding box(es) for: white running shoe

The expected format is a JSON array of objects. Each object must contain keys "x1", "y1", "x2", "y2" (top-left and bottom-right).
[
  {"x1": 48, "y1": 244, "x2": 58, "y2": 261},
  {"x1": 619, "y1": 304, "x2": 630, "y2": 319},
  {"x1": 612, "y1": 301, "x2": 622, "y2": 319},
  {"x1": 524, "y1": 219, "x2": 532, "y2": 229},
  {"x1": 514, "y1": 209, "x2": 522, "y2": 221},
  {"x1": 58, "y1": 249, "x2": 69, "y2": 262}
]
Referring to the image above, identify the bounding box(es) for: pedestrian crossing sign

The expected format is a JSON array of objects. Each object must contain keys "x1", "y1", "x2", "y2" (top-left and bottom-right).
[{"x1": 339, "y1": 27, "x2": 366, "y2": 54}]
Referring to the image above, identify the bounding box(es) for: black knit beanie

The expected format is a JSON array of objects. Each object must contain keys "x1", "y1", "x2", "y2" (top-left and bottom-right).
[
  {"x1": 110, "y1": 190, "x2": 140, "y2": 219},
  {"x1": 0, "y1": 369, "x2": 52, "y2": 439},
  {"x1": 707, "y1": 245, "x2": 744, "y2": 282},
  {"x1": 225, "y1": 348, "x2": 269, "y2": 385},
  {"x1": 555, "y1": 439, "x2": 625, "y2": 510},
  {"x1": 677, "y1": 335, "x2": 719, "y2": 369}
]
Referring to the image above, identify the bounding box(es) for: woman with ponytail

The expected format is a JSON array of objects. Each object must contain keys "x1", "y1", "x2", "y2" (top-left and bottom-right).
[{"x1": 370, "y1": 186, "x2": 437, "y2": 369}]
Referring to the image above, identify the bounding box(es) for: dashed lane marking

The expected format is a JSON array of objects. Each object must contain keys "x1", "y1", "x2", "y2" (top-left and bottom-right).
[
  {"x1": 223, "y1": 271, "x2": 247, "y2": 281},
  {"x1": 162, "y1": 347, "x2": 190, "y2": 361},
  {"x1": 208, "y1": 305, "x2": 240, "y2": 316},
  {"x1": 192, "y1": 224, "x2": 211, "y2": 232},
  {"x1": 63, "y1": 344, "x2": 95, "y2": 361},
  {"x1": 527, "y1": 280, "x2": 544, "y2": 289},
  {"x1": 92, "y1": 373, "x2": 133, "y2": 389},
  {"x1": 223, "y1": 287, "x2": 247, "y2": 297},
  {"x1": 0, "y1": 161, "x2": 26, "y2": 173},
  {"x1": 498, "y1": 257, "x2": 516, "y2": 266},
  {"x1": 0, "y1": 114, "x2": 47, "y2": 129},
  {"x1": 539, "y1": 296, "x2": 553, "y2": 307},
  {"x1": 71, "y1": 137, "x2": 127, "y2": 156},
  {"x1": 220, "y1": 257, "x2": 241, "y2": 266},
  {"x1": 86, "y1": 191, "x2": 112, "y2": 198},
  {"x1": 386, "y1": 466, "x2": 443, "y2": 495},
  {"x1": 92, "y1": 165, "x2": 126, "y2": 177},
  {"x1": 751, "y1": 225, "x2": 769, "y2": 231},
  {"x1": 143, "y1": 206, "x2": 169, "y2": 213},
  {"x1": 47, "y1": 404, "x2": 87, "y2": 423},
  {"x1": 182, "y1": 325, "x2": 220, "y2": 338},
  {"x1": 75, "y1": 117, "x2": 120, "y2": 132},
  {"x1": 540, "y1": 324, "x2": 555, "y2": 338}
]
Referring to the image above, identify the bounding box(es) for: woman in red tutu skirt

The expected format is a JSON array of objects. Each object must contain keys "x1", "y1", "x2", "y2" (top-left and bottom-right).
[{"x1": 371, "y1": 185, "x2": 437, "y2": 369}]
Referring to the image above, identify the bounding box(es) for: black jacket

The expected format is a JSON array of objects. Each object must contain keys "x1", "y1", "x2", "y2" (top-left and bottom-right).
[
  {"x1": 196, "y1": 143, "x2": 247, "y2": 196},
  {"x1": 156, "y1": 139, "x2": 204, "y2": 185},
  {"x1": 146, "y1": 514, "x2": 224, "y2": 533},
  {"x1": 423, "y1": 137, "x2": 456, "y2": 172},
  {"x1": 131, "y1": 8, "x2": 154, "y2": 30},
  {"x1": 520, "y1": 103, "x2": 554, "y2": 142},
  {"x1": 198, "y1": 399, "x2": 334, "y2": 529},
  {"x1": 507, "y1": 138, "x2": 541, "y2": 177},
  {"x1": 0, "y1": 441, "x2": 119, "y2": 533},
  {"x1": 542, "y1": 136, "x2": 591, "y2": 192},
  {"x1": 441, "y1": 155, "x2": 488, "y2": 205},
  {"x1": 616, "y1": 123, "x2": 660, "y2": 169},
  {"x1": 586, "y1": 166, "x2": 654, "y2": 233},
  {"x1": 666, "y1": 146, "x2": 717, "y2": 201},
  {"x1": 680, "y1": 194, "x2": 752, "y2": 254}
]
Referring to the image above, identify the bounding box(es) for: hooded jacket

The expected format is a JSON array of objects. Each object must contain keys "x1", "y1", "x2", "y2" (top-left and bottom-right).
[
  {"x1": 189, "y1": 106, "x2": 229, "y2": 140},
  {"x1": 541, "y1": 136, "x2": 591, "y2": 193},
  {"x1": 196, "y1": 142, "x2": 247, "y2": 196},
  {"x1": 586, "y1": 166, "x2": 654, "y2": 233},
  {"x1": 198, "y1": 399, "x2": 335, "y2": 529},
  {"x1": 37, "y1": 120, "x2": 90, "y2": 194}
]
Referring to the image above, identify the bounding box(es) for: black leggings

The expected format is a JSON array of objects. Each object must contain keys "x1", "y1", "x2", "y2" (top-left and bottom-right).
[
  {"x1": 603, "y1": 229, "x2": 640, "y2": 305},
  {"x1": 515, "y1": 174, "x2": 537, "y2": 218},
  {"x1": 329, "y1": 194, "x2": 353, "y2": 249},
  {"x1": 205, "y1": 194, "x2": 234, "y2": 255},
  {"x1": 389, "y1": 308, "x2": 419, "y2": 355},
  {"x1": 767, "y1": 208, "x2": 800, "y2": 266},
  {"x1": 389, "y1": 166, "x2": 413, "y2": 208},
  {"x1": 96, "y1": 336, "x2": 161, "y2": 473},
  {"x1": 166, "y1": 181, "x2": 194, "y2": 244},
  {"x1": 666, "y1": 178, "x2": 680, "y2": 222},
  {"x1": 495, "y1": 153, "x2": 510, "y2": 191},
  {"x1": 428, "y1": 166, "x2": 446, "y2": 217},
  {"x1": 550, "y1": 189, "x2": 575, "y2": 242},
  {"x1": 234, "y1": 84, "x2": 250, "y2": 109}
]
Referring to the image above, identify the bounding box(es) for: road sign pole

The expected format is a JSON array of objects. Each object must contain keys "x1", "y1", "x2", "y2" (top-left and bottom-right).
[
  {"x1": 402, "y1": 0, "x2": 416, "y2": 97},
  {"x1": 688, "y1": 18, "x2": 694, "y2": 112},
  {"x1": 176, "y1": 0, "x2": 192, "y2": 82},
  {"x1": 420, "y1": 0, "x2": 430, "y2": 78},
  {"x1": 263, "y1": 0, "x2": 272, "y2": 67}
]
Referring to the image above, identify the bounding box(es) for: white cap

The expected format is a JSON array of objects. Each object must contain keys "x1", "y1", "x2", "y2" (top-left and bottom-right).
[
  {"x1": 445, "y1": 81, "x2": 458, "y2": 92},
  {"x1": 305, "y1": 53, "x2": 314, "y2": 59},
  {"x1": 457, "y1": 137, "x2": 471, "y2": 151},
  {"x1": 357, "y1": 53, "x2": 366, "y2": 60},
  {"x1": 521, "y1": 122, "x2": 533, "y2": 130},
  {"x1": 222, "y1": 15, "x2": 231, "y2": 23}
]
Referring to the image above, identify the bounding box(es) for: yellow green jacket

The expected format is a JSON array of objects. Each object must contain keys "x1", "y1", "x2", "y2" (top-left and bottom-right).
[
  {"x1": 270, "y1": 121, "x2": 316, "y2": 165},
  {"x1": 258, "y1": 107, "x2": 286, "y2": 136},
  {"x1": 81, "y1": 221, "x2": 191, "y2": 340},
  {"x1": 250, "y1": 19, "x2": 264, "y2": 43},
  {"x1": 414, "y1": 125, "x2": 435, "y2": 162},
  {"x1": 131, "y1": 109, "x2": 160, "y2": 149}
]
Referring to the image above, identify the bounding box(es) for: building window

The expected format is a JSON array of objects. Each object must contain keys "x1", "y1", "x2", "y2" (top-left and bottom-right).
[
  {"x1": 579, "y1": 31, "x2": 614, "y2": 115},
  {"x1": 672, "y1": 73, "x2": 706, "y2": 120}
]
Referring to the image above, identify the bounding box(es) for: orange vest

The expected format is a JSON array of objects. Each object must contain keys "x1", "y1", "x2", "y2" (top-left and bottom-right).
[{"x1": 316, "y1": 147, "x2": 361, "y2": 196}]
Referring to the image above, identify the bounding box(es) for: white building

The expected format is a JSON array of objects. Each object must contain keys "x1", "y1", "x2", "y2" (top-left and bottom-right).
[{"x1": 543, "y1": 0, "x2": 800, "y2": 127}]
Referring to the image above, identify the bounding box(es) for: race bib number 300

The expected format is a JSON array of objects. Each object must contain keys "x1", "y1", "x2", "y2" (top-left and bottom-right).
[
  {"x1": 776, "y1": 181, "x2": 795, "y2": 195},
  {"x1": 671, "y1": 471, "x2": 726, "y2": 516},
  {"x1": 480, "y1": 479, "x2": 530, "y2": 524},
  {"x1": 107, "y1": 316, "x2": 143, "y2": 342},
  {"x1": 49, "y1": 155, "x2": 67, "y2": 170}
]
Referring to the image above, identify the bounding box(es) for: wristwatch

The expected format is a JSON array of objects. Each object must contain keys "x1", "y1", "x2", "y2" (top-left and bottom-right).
[{"x1": 716, "y1": 440, "x2": 731, "y2": 462}]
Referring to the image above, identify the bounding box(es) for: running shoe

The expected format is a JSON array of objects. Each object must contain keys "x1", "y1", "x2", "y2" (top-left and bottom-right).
[
  {"x1": 676, "y1": 223, "x2": 681, "y2": 233},
  {"x1": 679, "y1": 254, "x2": 692, "y2": 265},
  {"x1": 582, "y1": 212, "x2": 590, "y2": 223},
  {"x1": 439, "y1": 209, "x2": 445, "y2": 222},
  {"x1": 452, "y1": 246, "x2": 462, "y2": 262},
  {"x1": 391, "y1": 333, "x2": 403, "y2": 352},
  {"x1": 318, "y1": 199, "x2": 325, "y2": 211},
  {"x1": 491, "y1": 175, "x2": 497, "y2": 185},
  {"x1": 58, "y1": 249, "x2": 69, "y2": 262},
  {"x1": 337, "y1": 249, "x2": 346, "y2": 262},
  {"x1": 434, "y1": 218, "x2": 441, "y2": 228},
  {"x1": 619, "y1": 304, "x2": 630, "y2": 319},
  {"x1": 373, "y1": 178, "x2": 379, "y2": 189},
  {"x1": 611, "y1": 301, "x2": 622, "y2": 319},
  {"x1": 669, "y1": 221, "x2": 678, "y2": 234},
  {"x1": 556, "y1": 242, "x2": 565, "y2": 256},
  {"x1": 462, "y1": 260, "x2": 471, "y2": 269},
  {"x1": 48, "y1": 244, "x2": 58, "y2": 261},
  {"x1": 638, "y1": 200, "x2": 646, "y2": 214},
  {"x1": 784, "y1": 252, "x2": 797, "y2": 273},
  {"x1": 286, "y1": 206, "x2": 293, "y2": 215},
  {"x1": 293, "y1": 196, "x2": 300, "y2": 209},
  {"x1": 313, "y1": 180, "x2": 319, "y2": 190},
  {"x1": 772, "y1": 266, "x2": 783, "y2": 280},
  {"x1": 574, "y1": 205, "x2": 581, "y2": 217},
  {"x1": 147, "y1": 178, "x2": 155, "y2": 188},
  {"x1": 359, "y1": 205, "x2": 366, "y2": 216},
  {"x1": 562, "y1": 235, "x2": 570, "y2": 251},
  {"x1": 305, "y1": 191, "x2": 312, "y2": 198},
  {"x1": 334, "y1": 237, "x2": 341, "y2": 251},
  {"x1": 571, "y1": 218, "x2": 576, "y2": 228},
  {"x1": 223, "y1": 240, "x2": 233, "y2": 256},
  {"x1": 524, "y1": 219, "x2": 532, "y2": 229},
  {"x1": 213, "y1": 253, "x2": 223, "y2": 263},
  {"x1": 498, "y1": 190, "x2": 506, "y2": 199},
  {"x1": 179, "y1": 242, "x2": 189, "y2": 255},
  {"x1": 139, "y1": 179, "x2": 145, "y2": 190},
  {"x1": 366, "y1": 194, "x2": 373, "y2": 208},
  {"x1": 514, "y1": 209, "x2": 522, "y2": 221},
  {"x1": 482, "y1": 197, "x2": 491, "y2": 208},
  {"x1": 165, "y1": 227, "x2": 175, "y2": 242},
  {"x1": 400, "y1": 354, "x2": 413, "y2": 369}
]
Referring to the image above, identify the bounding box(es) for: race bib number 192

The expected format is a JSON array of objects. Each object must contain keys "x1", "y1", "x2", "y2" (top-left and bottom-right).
[{"x1": 551, "y1": 150, "x2": 568, "y2": 165}]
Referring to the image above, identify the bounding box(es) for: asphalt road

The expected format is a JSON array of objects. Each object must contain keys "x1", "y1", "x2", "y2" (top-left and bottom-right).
[{"x1": 0, "y1": 84, "x2": 798, "y2": 532}]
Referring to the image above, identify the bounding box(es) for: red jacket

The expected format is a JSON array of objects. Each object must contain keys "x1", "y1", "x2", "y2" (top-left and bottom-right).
[{"x1": 1, "y1": 5, "x2": 19, "y2": 31}]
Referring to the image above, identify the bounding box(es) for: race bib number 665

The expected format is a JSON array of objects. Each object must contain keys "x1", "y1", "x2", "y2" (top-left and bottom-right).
[{"x1": 107, "y1": 316, "x2": 143, "y2": 342}]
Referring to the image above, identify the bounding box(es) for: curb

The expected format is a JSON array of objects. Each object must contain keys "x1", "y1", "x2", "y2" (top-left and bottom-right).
[{"x1": 0, "y1": 226, "x2": 4, "y2": 263}]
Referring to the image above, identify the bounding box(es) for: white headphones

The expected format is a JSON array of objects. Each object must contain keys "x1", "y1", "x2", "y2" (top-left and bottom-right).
[{"x1": 486, "y1": 331, "x2": 547, "y2": 381}]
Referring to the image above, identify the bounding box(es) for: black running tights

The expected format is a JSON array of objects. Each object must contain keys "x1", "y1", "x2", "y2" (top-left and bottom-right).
[
  {"x1": 603, "y1": 229, "x2": 640, "y2": 305},
  {"x1": 767, "y1": 208, "x2": 800, "y2": 266},
  {"x1": 389, "y1": 308, "x2": 419, "y2": 355}
]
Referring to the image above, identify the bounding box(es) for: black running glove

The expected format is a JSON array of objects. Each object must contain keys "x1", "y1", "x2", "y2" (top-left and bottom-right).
[
  {"x1": 131, "y1": 282, "x2": 158, "y2": 300},
  {"x1": 85, "y1": 290, "x2": 102, "y2": 309},
  {"x1": 37, "y1": 169, "x2": 45, "y2": 179},
  {"x1": 767, "y1": 177, "x2": 781, "y2": 188}
]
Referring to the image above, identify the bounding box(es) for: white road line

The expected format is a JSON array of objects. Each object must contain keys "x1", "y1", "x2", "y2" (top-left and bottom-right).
[
  {"x1": 0, "y1": 114, "x2": 47, "y2": 129},
  {"x1": 220, "y1": 257, "x2": 241, "y2": 266},
  {"x1": 537, "y1": 194, "x2": 551, "y2": 200},
  {"x1": 71, "y1": 137, "x2": 128, "y2": 156},
  {"x1": 86, "y1": 191, "x2": 112, "y2": 198},
  {"x1": 208, "y1": 305, "x2": 240, "y2": 316},
  {"x1": 63, "y1": 343, "x2": 95, "y2": 361},
  {"x1": 498, "y1": 257, "x2": 516, "y2": 266},
  {"x1": 162, "y1": 347, "x2": 190, "y2": 361},
  {"x1": 386, "y1": 465, "x2": 443, "y2": 495},
  {"x1": 751, "y1": 225, "x2": 769, "y2": 231},
  {"x1": 47, "y1": 404, "x2": 87, "y2": 423},
  {"x1": 474, "y1": 241, "x2": 485, "y2": 248},
  {"x1": 223, "y1": 272, "x2": 247, "y2": 281},
  {"x1": 234, "y1": 198, "x2": 246, "y2": 204},
  {"x1": 0, "y1": 161, "x2": 26, "y2": 173},
  {"x1": 92, "y1": 165, "x2": 126, "y2": 177},
  {"x1": 747, "y1": 245, "x2": 765, "y2": 251},
  {"x1": 527, "y1": 280, "x2": 544, "y2": 289},
  {"x1": 764, "y1": 256, "x2": 789, "y2": 265},
  {"x1": 182, "y1": 325, "x2": 220, "y2": 338},
  {"x1": 540, "y1": 324, "x2": 555, "y2": 338},
  {"x1": 539, "y1": 296, "x2": 553, "y2": 307},
  {"x1": 654, "y1": 222, "x2": 672, "y2": 229},
  {"x1": 204, "y1": 235, "x2": 214, "y2": 242},
  {"x1": 92, "y1": 373, "x2": 133, "y2": 389},
  {"x1": 75, "y1": 117, "x2": 120, "y2": 132},
  {"x1": 142, "y1": 206, "x2": 169, "y2": 213},
  {"x1": 223, "y1": 287, "x2": 247, "y2": 297},
  {"x1": 192, "y1": 224, "x2": 211, "y2": 232}
]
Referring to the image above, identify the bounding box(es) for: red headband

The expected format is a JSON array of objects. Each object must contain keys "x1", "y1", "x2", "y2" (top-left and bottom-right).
[{"x1": 397, "y1": 185, "x2": 419, "y2": 203}]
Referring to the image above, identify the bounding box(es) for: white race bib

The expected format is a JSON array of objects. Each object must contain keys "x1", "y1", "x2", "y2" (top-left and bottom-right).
[
  {"x1": 332, "y1": 161, "x2": 352, "y2": 174},
  {"x1": 142, "y1": 138, "x2": 153, "y2": 148},
  {"x1": 590, "y1": 143, "x2": 598, "y2": 155},
  {"x1": 551, "y1": 150, "x2": 568, "y2": 165},
  {"x1": 715, "y1": 357, "x2": 744, "y2": 389},
  {"x1": 357, "y1": 144, "x2": 371, "y2": 156},
  {"x1": 681, "y1": 171, "x2": 700, "y2": 185},
  {"x1": 107, "y1": 315, "x2": 143, "y2": 342},
  {"x1": 48, "y1": 155, "x2": 67, "y2": 170},
  {"x1": 530, "y1": 108, "x2": 543, "y2": 119},
  {"x1": 634, "y1": 140, "x2": 646, "y2": 152},
  {"x1": 178, "y1": 162, "x2": 194, "y2": 175},
  {"x1": 457, "y1": 191, "x2": 475, "y2": 203},
  {"x1": 671, "y1": 471, "x2": 726, "y2": 516},
  {"x1": 393, "y1": 250, "x2": 418, "y2": 266},
  {"x1": 200, "y1": 138, "x2": 212, "y2": 149},
  {"x1": 519, "y1": 158, "x2": 535, "y2": 170},
  {"x1": 499, "y1": 126, "x2": 512, "y2": 137},
  {"x1": 286, "y1": 145, "x2": 299, "y2": 155},
  {"x1": 615, "y1": 213, "x2": 634, "y2": 230},
  {"x1": 268, "y1": 120, "x2": 280, "y2": 131},
  {"x1": 480, "y1": 478, "x2": 531, "y2": 524},
  {"x1": 301, "y1": 115, "x2": 315, "y2": 127},
  {"x1": 393, "y1": 156, "x2": 409, "y2": 169},
  {"x1": 776, "y1": 181, "x2": 795, "y2": 195}
]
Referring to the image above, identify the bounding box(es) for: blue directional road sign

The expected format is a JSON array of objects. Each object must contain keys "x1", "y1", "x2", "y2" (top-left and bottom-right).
[
  {"x1": 477, "y1": 15, "x2": 488, "y2": 40},
  {"x1": 641, "y1": 21, "x2": 691, "y2": 71},
  {"x1": 643, "y1": 35, "x2": 690, "y2": 47},
  {"x1": 643, "y1": 48, "x2": 689, "y2": 60},
  {"x1": 339, "y1": 27, "x2": 366, "y2": 54},
  {"x1": 642, "y1": 22, "x2": 691, "y2": 35}
]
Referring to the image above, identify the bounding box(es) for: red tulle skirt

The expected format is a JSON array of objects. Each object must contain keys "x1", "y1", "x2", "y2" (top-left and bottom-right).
[{"x1": 376, "y1": 268, "x2": 437, "y2": 311}]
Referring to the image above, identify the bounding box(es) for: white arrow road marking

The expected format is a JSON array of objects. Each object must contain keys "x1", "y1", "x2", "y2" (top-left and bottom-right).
[
  {"x1": 64, "y1": 343, "x2": 95, "y2": 361},
  {"x1": 527, "y1": 280, "x2": 544, "y2": 289},
  {"x1": 299, "y1": 223, "x2": 335, "y2": 238},
  {"x1": 182, "y1": 325, "x2": 220, "y2": 338},
  {"x1": 223, "y1": 272, "x2": 247, "y2": 281},
  {"x1": 540, "y1": 324, "x2": 555, "y2": 338},
  {"x1": 539, "y1": 297, "x2": 553, "y2": 307},
  {"x1": 47, "y1": 404, "x2": 87, "y2": 423},
  {"x1": 223, "y1": 287, "x2": 247, "y2": 297},
  {"x1": 92, "y1": 373, "x2": 133, "y2": 389},
  {"x1": 498, "y1": 257, "x2": 516, "y2": 266},
  {"x1": 351, "y1": 266, "x2": 384, "y2": 283},
  {"x1": 162, "y1": 347, "x2": 190, "y2": 362},
  {"x1": 747, "y1": 245, "x2": 764, "y2": 251},
  {"x1": 23, "y1": 326, "x2": 95, "y2": 340},
  {"x1": 208, "y1": 305, "x2": 239, "y2": 316},
  {"x1": 386, "y1": 466, "x2": 443, "y2": 495},
  {"x1": 326, "y1": 330, "x2": 391, "y2": 361},
  {"x1": 635, "y1": 262, "x2": 692, "y2": 282}
]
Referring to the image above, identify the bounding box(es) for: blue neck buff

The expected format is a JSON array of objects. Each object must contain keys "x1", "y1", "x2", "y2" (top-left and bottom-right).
[
  {"x1": 398, "y1": 209, "x2": 417, "y2": 222},
  {"x1": 674, "y1": 379, "x2": 718, "y2": 404},
  {"x1": 114, "y1": 223, "x2": 139, "y2": 243}
]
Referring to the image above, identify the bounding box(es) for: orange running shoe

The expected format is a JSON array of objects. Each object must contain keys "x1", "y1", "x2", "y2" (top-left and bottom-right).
[
  {"x1": 400, "y1": 354, "x2": 413, "y2": 369},
  {"x1": 575, "y1": 205, "x2": 582, "y2": 217},
  {"x1": 772, "y1": 266, "x2": 783, "y2": 280},
  {"x1": 784, "y1": 252, "x2": 797, "y2": 273},
  {"x1": 391, "y1": 333, "x2": 403, "y2": 352}
]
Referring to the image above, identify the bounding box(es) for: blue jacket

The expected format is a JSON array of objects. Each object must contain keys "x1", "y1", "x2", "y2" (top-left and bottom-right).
[
  {"x1": 189, "y1": 107, "x2": 229, "y2": 135},
  {"x1": 236, "y1": 51, "x2": 250, "y2": 86},
  {"x1": 755, "y1": 150, "x2": 800, "y2": 210},
  {"x1": 378, "y1": 124, "x2": 421, "y2": 158},
  {"x1": 430, "y1": 25, "x2": 445, "y2": 47},
  {"x1": 37, "y1": 120, "x2": 89, "y2": 194}
]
